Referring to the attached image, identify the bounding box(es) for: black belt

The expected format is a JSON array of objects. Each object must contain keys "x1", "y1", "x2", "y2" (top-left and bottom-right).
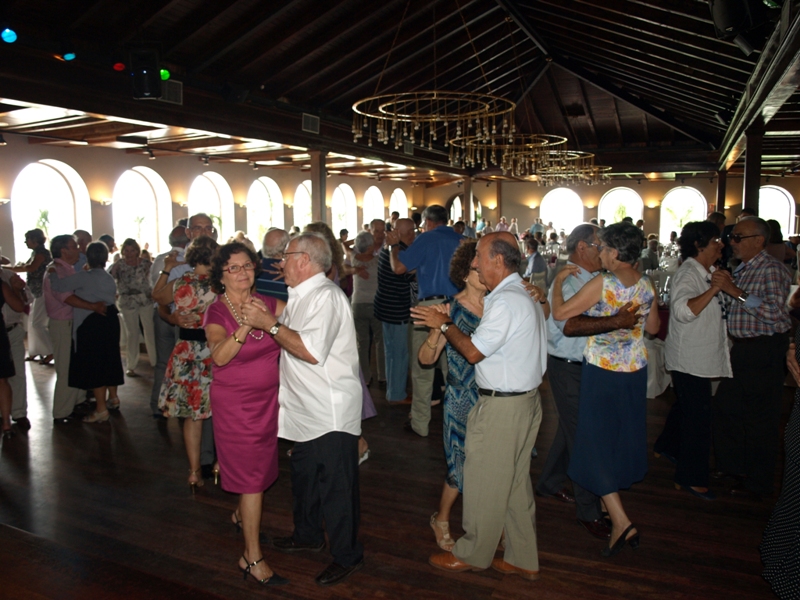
[
  {"x1": 729, "y1": 333, "x2": 786, "y2": 343},
  {"x1": 5, "y1": 323, "x2": 19, "y2": 333},
  {"x1": 478, "y1": 388, "x2": 532, "y2": 397},
  {"x1": 419, "y1": 295, "x2": 447, "y2": 302},
  {"x1": 549, "y1": 355, "x2": 582, "y2": 365},
  {"x1": 179, "y1": 327, "x2": 207, "y2": 342}
]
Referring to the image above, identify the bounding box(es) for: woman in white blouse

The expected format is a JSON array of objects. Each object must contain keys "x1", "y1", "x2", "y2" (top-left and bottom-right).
[{"x1": 655, "y1": 221, "x2": 731, "y2": 500}]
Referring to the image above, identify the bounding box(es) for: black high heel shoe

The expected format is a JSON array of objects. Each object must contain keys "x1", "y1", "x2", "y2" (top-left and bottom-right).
[
  {"x1": 601, "y1": 523, "x2": 639, "y2": 557},
  {"x1": 232, "y1": 512, "x2": 242, "y2": 533},
  {"x1": 238, "y1": 556, "x2": 289, "y2": 586}
]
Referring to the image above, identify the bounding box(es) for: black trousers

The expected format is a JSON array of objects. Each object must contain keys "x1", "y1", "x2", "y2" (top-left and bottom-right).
[
  {"x1": 290, "y1": 431, "x2": 363, "y2": 567},
  {"x1": 536, "y1": 356, "x2": 601, "y2": 521},
  {"x1": 713, "y1": 332, "x2": 789, "y2": 495},
  {"x1": 654, "y1": 371, "x2": 712, "y2": 488}
]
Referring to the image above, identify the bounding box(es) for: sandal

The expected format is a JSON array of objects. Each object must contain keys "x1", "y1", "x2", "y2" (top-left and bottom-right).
[
  {"x1": 238, "y1": 555, "x2": 289, "y2": 586},
  {"x1": 430, "y1": 512, "x2": 455, "y2": 551},
  {"x1": 83, "y1": 410, "x2": 109, "y2": 423},
  {"x1": 231, "y1": 511, "x2": 242, "y2": 533},
  {"x1": 106, "y1": 397, "x2": 121, "y2": 410},
  {"x1": 188, "y1": 469, "x2": 204, "y2": 494}
]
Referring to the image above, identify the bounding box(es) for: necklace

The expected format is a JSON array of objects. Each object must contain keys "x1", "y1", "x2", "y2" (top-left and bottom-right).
[{"x1": 223, "y1": 292, "x2": 265, "y2": 340}]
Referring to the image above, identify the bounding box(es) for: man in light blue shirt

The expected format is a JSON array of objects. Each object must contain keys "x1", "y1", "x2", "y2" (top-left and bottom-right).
[{"x1": 537, "y1": 224, "x2": 637, "y2": 540}]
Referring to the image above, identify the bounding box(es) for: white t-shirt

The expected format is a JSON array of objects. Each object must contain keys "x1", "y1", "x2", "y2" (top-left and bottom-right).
[
  {"x1": 472, "y1": 273, "x2": 548, "y2": 392},
  {"x1": 278, "y1": 272, "x2": 362, "y2": 441}
]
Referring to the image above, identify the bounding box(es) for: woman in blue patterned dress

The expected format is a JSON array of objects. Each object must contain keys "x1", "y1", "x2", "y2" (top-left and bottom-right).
[{"x1": 416, "y1": 240, "x2": 483, "y2": 550}]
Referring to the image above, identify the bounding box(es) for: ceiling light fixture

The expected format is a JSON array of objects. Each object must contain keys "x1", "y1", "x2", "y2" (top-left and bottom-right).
[
  {"x1": 1, "y1": 28, "x2": 17, "y2": 44},
  {"x1": 202, "y1": 156, "x2": 209, "y2": 166},
  {"x1": 147, "y1": 148, "x2": 155, "y2": 160},
  {"x1": 0, "y1": 134, "x2": 6, "y2": 146}
]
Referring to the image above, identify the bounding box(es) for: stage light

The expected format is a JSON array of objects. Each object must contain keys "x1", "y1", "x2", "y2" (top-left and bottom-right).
[
  {"x1": 113, "y1": 62, "x2": 126, "y2": 71},
  {"x1": 63, "y1": 52, "x2": 76, "y2": 61},
  {"x1": 1, "y1": 28, "x2": 17, "y2": 43},
  {"x1": 160, "y1": 69, "x2": 170, "y2": 81}
]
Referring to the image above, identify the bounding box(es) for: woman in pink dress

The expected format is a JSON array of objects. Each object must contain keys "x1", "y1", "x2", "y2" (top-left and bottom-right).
[{"x1": 204, "y1": 241, "x2": 288, "y2": 587}]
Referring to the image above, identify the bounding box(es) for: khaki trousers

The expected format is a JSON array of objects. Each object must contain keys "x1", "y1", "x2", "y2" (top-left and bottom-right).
[
  {"x1": 453, "y1": 389, "x2": 542, "y2": 571},
  {"x1": 409, "y1": 298, "x2": 447, "y2": 437},
  {"x1": 49, "y1": 318, "x2": 81, "y2": 419}
]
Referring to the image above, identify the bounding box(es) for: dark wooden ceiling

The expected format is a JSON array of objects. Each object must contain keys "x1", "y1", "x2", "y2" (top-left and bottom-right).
[{"x1": 1, "y1": 0, "x2": 799, "y2": 183}]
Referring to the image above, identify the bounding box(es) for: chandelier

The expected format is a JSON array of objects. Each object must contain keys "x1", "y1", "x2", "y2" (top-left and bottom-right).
[
  {"x1": 510, "y1": 150, "x2": 612, "y2": 186},
  {"x1": 448, "y1": 133, "x2": 567, "y2": 170},
  {"x1": 352, "y1": 91, "x2": 516, "y2": 155}
]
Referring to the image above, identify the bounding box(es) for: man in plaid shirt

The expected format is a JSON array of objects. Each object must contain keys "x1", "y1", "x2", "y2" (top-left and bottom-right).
[{"x1": 711, "y1": 216, "x2": 791, "y2": 499}]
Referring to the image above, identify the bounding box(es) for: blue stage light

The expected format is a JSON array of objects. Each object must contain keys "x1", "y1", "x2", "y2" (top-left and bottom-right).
[{"x1": 1, "y1": 28, "x2": 17, "y2": 44}]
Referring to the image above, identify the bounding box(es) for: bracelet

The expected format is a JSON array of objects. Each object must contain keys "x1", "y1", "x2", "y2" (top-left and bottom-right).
[
  {"x1": 424, "y1": 338, "x2": 438, "y2": 350},
  {"x1": 232, "y1": 333, "x2": 244, "y2": 344},
  {"x1": 160, "y1": 270, "x2": 171, "y2": 277}
]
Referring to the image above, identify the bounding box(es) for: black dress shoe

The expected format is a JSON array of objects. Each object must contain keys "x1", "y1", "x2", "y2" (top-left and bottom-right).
[
  {"x1": 315, "y1": 560, "x2": 364, "y2": 587},
  {"x1": 53, "y1": 416, "x2": 72, "y2": 424},
  {"x1": 12, "y1": 417, "x2": 30, "y2": 432},
  {"x1": 578, "y1": 518, "x2": 612, "y2": 540},
  {"x1": 535, "y1": 487, "x2": 575, "y2": 504},
  {"x1": 272, "y1": 536, "x2": 325, "y2": 553}
]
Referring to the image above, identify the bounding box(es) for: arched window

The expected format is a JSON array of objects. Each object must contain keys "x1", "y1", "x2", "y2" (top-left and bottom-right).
[
  {"x1": 112, "y1": 167, "x2": 172, "y2": 254},
  {"x1": 293, "y1": 180, "x2": 313, "y2": 230},
  {"x1": 187, "y1": 172, "x2": 235, "y2": 241},
  {"x1": 450, "y1": 196, "x2": 463, "y2": 222},
  {"x1": 332, "y1": 184, "x2": 358, "y2": 236},
  {"x1": 246, "y1": 177, "x2": 285, "y2": 245},
  {"x1": 659, "y1": 187, "x2": 707, "y2": 241},
  {"x1": 598, "y1": 187, "x2": 644, "y2": 225},
  {"x1": 389, "y1": 188, "x2": 408, "y2": 218},
  {"x1": 10, "y1": 159, "x2": 91, "y2": 262},
  {"x1": 362, "y1": 186, "x2": 385, "y2": 227},
  {"x1": 539, "y1": 188, "x2": 584, "y2": 234},
  {"x1": 759, "y1": 185, "x2": 796, "y2": 237}
]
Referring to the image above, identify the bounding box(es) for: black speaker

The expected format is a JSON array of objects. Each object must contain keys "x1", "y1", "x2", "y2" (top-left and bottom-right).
[
  {"x1": 709, "y1": 0, "x2": 754, "y2": 39},
  {"x1": 130, "y1": 49, "x2": 161, "y2": 99}
]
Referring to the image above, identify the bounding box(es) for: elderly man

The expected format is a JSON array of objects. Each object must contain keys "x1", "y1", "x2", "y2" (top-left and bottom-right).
[
  {"x1": 44, "y1": 234, "x2": 106, "y2": 423},
  {"x1": 638, "y1": 238, "x2": 660, "y2": 271},
  {"x1": 1, "y1": 268, "x2": 31, "y2": 430},
  {"x1": 244, "y1": 233, "x2": 364, "y2": 587},
  {"x1": 535, "y1": 224, "x2": 637, "y2": 540},
  {"x1": 712, "y1": 216, "x2": 791, "y2": 499},
  {"x1": 148, "y1": 225, "x2": 189, "y2": 418},
  {"x1": 411, "y1": 231, "x2": 547, "y2": 579},
  {"x1": 351, "y1": 219, "x2": 386, "y2": 385},
  {"x1": 255, "y1": 228, "x2": 289, "y2": 302},
  {"x1": 386, "y1": 204, "x2": 463, "y2": 436}
]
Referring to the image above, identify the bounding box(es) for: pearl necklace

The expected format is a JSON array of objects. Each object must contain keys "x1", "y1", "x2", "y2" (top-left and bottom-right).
[{"x1": 223, "y1": 292, "x2": 264, "y2": 340}]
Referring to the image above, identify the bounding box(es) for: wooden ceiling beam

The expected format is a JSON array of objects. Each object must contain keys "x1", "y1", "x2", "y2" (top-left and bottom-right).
[
  {"x1": 545, "y1": 68, "x2": 579, "y2": 147},
  {"x1": 578, "y1": 80, "x2": 599, "y2": 145}
]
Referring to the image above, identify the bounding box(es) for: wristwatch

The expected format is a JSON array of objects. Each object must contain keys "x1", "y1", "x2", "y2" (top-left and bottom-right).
[
  {"x1": 268, "y1": 322, "x2": 282, "y2": 337},
  {"x1": 736, "y1": 291, "x2": 749, "y2": 303},
  {"x1": 440, "y1": 322, "x2": 452, "y2": 334}
]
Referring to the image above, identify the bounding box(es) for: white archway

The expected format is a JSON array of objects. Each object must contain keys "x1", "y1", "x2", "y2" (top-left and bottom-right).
[
  {"x1": 187, "y1": 171, "x2": 235, "y2": 241},
  {"x1": 659, "y1": 187, "x2": 707, "y2": 241},
  {"x1": 539, "y1": 188, "x2": 584, "y2": 234},
  {"x1": 332, "y1": 183, "x2": 358, "y2": 236},
  {"x1": 362, "y1": 186, "x2": 385, "y2": 227},
  {"x1": 759, "y1": 185, "x2": 796, "y2": 236},
  {"x1": 293, "y1": 180, "x2": 313, "y2": 230},
  {"x1": 112, "y1": 167, "x2": 172, "y2": 253},
  {"x1": 10, "y1": 159, "x2": 91, "y2": 262},
  {"x1": 246, "y1": 176, "x2": 285, "y2": 244},
  {"x1": 598, "y1": 187, "x2": 644, "y2": 225},
  {"x1": 389, "y1": 188, "x2": 408, "y2": 218},
  {"x1": 450, "y1": 196, "x2": 463, "y2": 222}
]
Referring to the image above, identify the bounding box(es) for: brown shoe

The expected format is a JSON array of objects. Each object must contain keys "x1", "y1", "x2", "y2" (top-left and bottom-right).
[
  {"x1": 491, "y1": 558, "x2": 539, "y2": 581},
  {"x1": 429, "y1": 552, "x2": 483, "y2": 573},
  {"x1": 578, "y1": 518, "x2": 612, "y2": 540}
]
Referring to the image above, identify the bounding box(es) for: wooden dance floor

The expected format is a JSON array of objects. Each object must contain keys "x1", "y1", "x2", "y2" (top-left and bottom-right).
[{"x1": 0, "y1": 358, "x2": 791, "y2": 599}]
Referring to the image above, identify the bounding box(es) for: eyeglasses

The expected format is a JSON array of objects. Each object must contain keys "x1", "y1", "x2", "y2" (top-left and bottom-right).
[
  {"x1": 711, "y1": 237, "x2": 722, "y2": 244},
  {"x1": 586, "y1": 242, "x2": 601, "y2": 250},
  {"x1": 190, "y1": 225, "x2": 215, "y2": 234},
  {"x1": 280, "y1": 251, "x2": 307, "y2": 262},
  {"x1": 730, "y1": 234, "x2": 759, "y2": 243},
  {"x1": 222, "y1": 262, "x2": 256, "y2": 273}
]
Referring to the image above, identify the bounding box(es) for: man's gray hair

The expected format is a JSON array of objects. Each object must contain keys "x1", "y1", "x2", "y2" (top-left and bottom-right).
[
  {"x1": 422, "y1": 204, "x2": 448, "y2": 225},
  {"x1": 354, "y1": 231, "x2": 374, "y2": 254},
  {"x1": 50, "y1": 234, "x2": 76, "y2": 259},
  {"x1": 739, "y1": 216, "x2": 770, "y2": 247},
  {"x1": 263, "y1": 228, "x2": 290, "y2": 258},
  {"x1": 188, "y1": 213, "x2": 212, "y2": 228},
  {"x1": 293, "y1": 232, "x2": 332, "y2": 273},
  {"x1": 566, "y1": 224, "x2": 599, "y2": 254},
  {"x1": 369, "y1": 218, "x2": 384, "y2": 231},
  {"x1": 168, "y1": 226, "x2": 189, "y2": 247},
  {"x1": 488, "y1": 237, "x2": 521, "y2": 272}
]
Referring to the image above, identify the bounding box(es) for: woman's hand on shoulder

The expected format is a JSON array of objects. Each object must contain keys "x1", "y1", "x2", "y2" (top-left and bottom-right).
[{"x1": 554, "y1": 264, "x2": 580, "y2": 285}]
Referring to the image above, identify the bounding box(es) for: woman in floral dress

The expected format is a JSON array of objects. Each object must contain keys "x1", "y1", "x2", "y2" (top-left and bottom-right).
[
  {"x1": 154, "y1": 236, "x2": 219, "y2": 492},
  {"x1": 10, "y1": 228, "x2": 53, "y2": 363}
]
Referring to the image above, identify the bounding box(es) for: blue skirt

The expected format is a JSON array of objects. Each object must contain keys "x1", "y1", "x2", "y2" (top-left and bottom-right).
[{"x1": 567, "y1": 361, "x2": 648, "y2": 497}]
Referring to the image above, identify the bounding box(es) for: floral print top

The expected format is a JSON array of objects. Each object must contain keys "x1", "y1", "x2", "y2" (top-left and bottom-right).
[
  {"x1": 173, "y1": 271, "x2": 217, "y2": 327},
  {"x1": 27, "y1": 246, "x2": 52, "y2": 298},
  {"x1": 109, "y1": 259, "x2": 153, "y2": 310},
  {"x1": 583, "y1": 272, "x2": 655, "y2": 373}
]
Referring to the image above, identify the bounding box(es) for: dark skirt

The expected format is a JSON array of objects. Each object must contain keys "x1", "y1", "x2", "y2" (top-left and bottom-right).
[
  {"x1": 567, "y1": 361, "x2": 648, "y2": 497},
  {"x1": 0, "y1": 318, "x2": 14, "y2": 379},
  {"x1": 69, "y1": 305, "x2": 124, "y2": 390}
]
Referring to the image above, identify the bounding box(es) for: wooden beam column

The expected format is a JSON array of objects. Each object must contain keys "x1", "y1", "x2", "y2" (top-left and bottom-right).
[
  {"x1": 743, "y1": 124, "x2": 763, "y2": 214},
  {"x1": 496, "y1": 180, "x2": 503, "y2": 220},
  {"x1": 463, "y1": 177, "x2": 474, "y2": 224},
  {"x1": 716, "y1": 170, "x2": 727, "y2": 213},
  {"x1": 309, "y1": 149, "x2": 327, "y2": 222}
]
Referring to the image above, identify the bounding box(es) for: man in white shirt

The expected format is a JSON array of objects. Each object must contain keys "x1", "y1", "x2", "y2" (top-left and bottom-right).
[
  {"x1": 244, "y1": 232, "x2": 364, "y2": 587},
  {"x1": 411, "y1": 231, "x2": 547, "y2": 580}
]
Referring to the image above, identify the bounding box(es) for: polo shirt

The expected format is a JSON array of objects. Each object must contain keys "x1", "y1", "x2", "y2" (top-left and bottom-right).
[
  {"x1": 398, "y1": 225, "x2": 462, "y2": 299},
  {"x1": 255, "y1": 257, "x2": 289, "y2": 302}
]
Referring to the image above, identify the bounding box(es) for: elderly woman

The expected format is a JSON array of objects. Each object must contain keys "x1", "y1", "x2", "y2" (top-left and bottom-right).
[
  {"x1": 654, "y1": 222, "x2": 731, "y2": 501},
  {"x1": 551, "y1": 222, "x2": 660, "y2": 557},
  {"x1": 153, "y1": 236, "x2": 218, "y2": 491},
  {"x1": 48, "y1": 241, "x2": 124, "y2": 423},
  {"x1": 11, "y1": 228, "x2": 53, "y2": 363},
  {"x1": 204, "y1": 241, "x2": 288, "y2": 587},
  {"x1": 415, "y1": 241, "x2": 484, "y2": 551},
  {"x1": 1, "y1": 279, "x2": 27, "y2": 437},
  {"x1": 351, "y1": 230, "x2": 384, "y2": 387},
  {"x1": 109, "y1": 238, "x2": 156, "y2": 376}
]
